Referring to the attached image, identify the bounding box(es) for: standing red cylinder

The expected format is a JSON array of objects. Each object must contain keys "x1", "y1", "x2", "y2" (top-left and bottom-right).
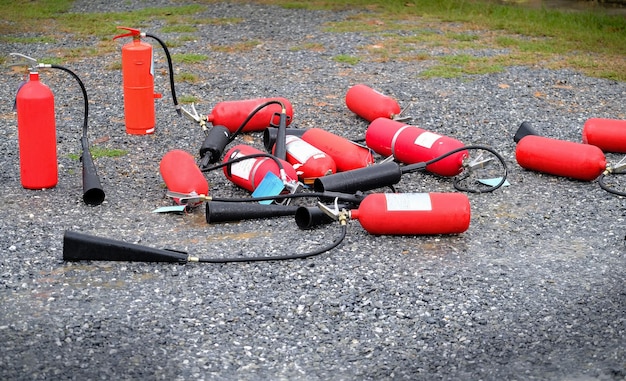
[
  {"x1": 582, "y1": 118, "x2": 626, "y2": 153},
  {"x1": 160, "y1": 149, "x2": 208, "y2": 206},
  {"x1": 207, "y1": 97, "x2": 293, "y2": 133},
  {"x1": 345, "y1": 84, "x2": 401, "y2": 122},
  {"x1": 365, "y1": 117, "x2": 468, "y2": 177},
  {"x1": 283, "y1": 135, "x2": 336, "y2": 183},
  {"x1": 350, "y1": 192, "x2": 471, "y2": 235},
  {"x1": 223, "y1": 144, "x2": 298, "y2": 192},
  {"x1": 16, "y1": 72, "x2": 58, "y2": 189},
  {"x1": 119, "y1": 37, "x2": 160, "y2": 135},
  {"x1": 299, "y1": 128, "x2": 374, "y2": 172},
  {"x1": 515, "y1": 135, "x2": 607, "y2": 181}
]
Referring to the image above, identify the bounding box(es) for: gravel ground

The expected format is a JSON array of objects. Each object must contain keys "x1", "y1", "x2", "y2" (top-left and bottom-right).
[{"x1": 1, "y1": 1, "x2": 625, "y2": 380}]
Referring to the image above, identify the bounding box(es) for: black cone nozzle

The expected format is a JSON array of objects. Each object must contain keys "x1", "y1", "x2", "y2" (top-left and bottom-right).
[
  {"x1": 263, "y1": 127, "x2": 306, "y2": 152},
  {"x1": 313, "y1": 161, "x2": 402, "y2": 194},
  {"x1": 63, "y1": 230, "x2": 189, "y2": 263},
  {"x1": 81, "y1": 137, "x2": 105, "y2": 206},
  {"x1": 295, "y1": 205, "x2": 343, "y2": 230},
  {"x1": 514, "y1": 121, "x2": 539, "y2": 143},
  {"x1": 206, "y1": 201, "x2": 299, "y2": 223}
]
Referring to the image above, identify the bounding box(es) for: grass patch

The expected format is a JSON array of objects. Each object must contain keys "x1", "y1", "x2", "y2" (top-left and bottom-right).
[
  {"x1": 68, "y1": 147, "x2": 127, "y2": 161},
  {"x1": 210, "y1": 40, "x2": 261, "y2": 53},
  {"x1": 333, "y1": 54, "x2": 361, "y2": 65},
  {"x1": 175, "y1": 72, "x2": 199, "y2": 84},
  {"x1": 172, "y1": 53, "x2": 208, "y2": 64}
]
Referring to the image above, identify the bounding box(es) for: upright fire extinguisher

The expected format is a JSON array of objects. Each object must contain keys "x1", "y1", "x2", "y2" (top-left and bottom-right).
[
  {"x1": 366, "y1": 117, "x2": 468, "y2": 177},
  {"x1": 114, "y1": 27, "x2": 181, "y2": 135},
  {"x1": 11, "y1": 53, "x2": 105, "y2": 204},
  {"x1": 305, "y1": 192, "x2": 471, "y2": 235},
  {"x1": 14, "y1": 68, "x2": 57, "y2": 190}
]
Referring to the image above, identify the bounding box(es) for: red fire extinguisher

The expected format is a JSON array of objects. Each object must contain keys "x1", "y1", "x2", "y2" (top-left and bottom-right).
[
  {"x1": 318, "y1": 192, "x2": 471, "y2": 235},
  {"x1": 582, "y1": 118, "x2": 626, "y2": 153},
  {"x1": 114, "y1": 27, "x2": 182, "y2": 135},
  {"x1": 298, "y1": 128, "x2": 375, "y2": 172},
  {"x1": 114, "y1": 27, "x2": 161, "y2": 135},
  {"x1": 160, "y1": 149, "x2": 209, "y2": 207},
  {"x1": 514, "y1": 122, "x2": 607, "y2": 181},
  {"x1": 207, "y1": 97, "x2": 294, "y2": 133},
  {"x1": 223, "y1": 144, "x2": 298, "y2": 193},
  {"x1": 365, "y1": 117, "x2": 468, "y2": 177},
  {"x1": 345, "y1": 84, "x2": 402, "y2": 122},
  {"x1": 280, "y1": 135, "x2": 337, "y2": 183},
  {"x1": 15, "y1": 70, "x2": 57, "y2": 189}
]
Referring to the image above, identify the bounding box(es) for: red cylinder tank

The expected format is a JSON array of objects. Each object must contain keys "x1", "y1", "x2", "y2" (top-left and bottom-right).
[
  {"x1": 582, "y1": 118, "x2": 626, "y2": 153},
  {"x1": 365, "y1": 117, "x2": 467, "y2": 177},
  {"x1": 160, "y1": 149, "x2": 208, "y2": 206},
  {"x1": 223, "y1": 144, "x2": 298, "y2": 192},
  {"x1": 350, "y1": 192, "x2": 471, "y2": 235},
  {"x1": 16, "y1": 72, "x2": 58, "y2": 189},
  {"x1": 283, "y1": 135, "x2": 336, "y2": 183},
  {"x1": 516, "y1": 135, "x2": 607, "y2": 181},
  {"x1": 120, "y1": 37, "x2": 160, "y2": 135},
  {"x1": 207, "y1": 97, "x2": 294, "y2": 133},
  {"x1": 299, "y1": 128, "x2": 374, "y2": 172},
  {"x1": 345, "y1": 84, "x2": 401, "y2": 122}
]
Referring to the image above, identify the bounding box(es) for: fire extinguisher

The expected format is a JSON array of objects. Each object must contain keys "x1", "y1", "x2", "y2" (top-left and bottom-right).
[
  {"x1": 345, "y1": 84, "x2": 406, "y2": 122},
  {"x1": 15, "y1": 69, "x2": 57, "y2": 189},
  {"x1": 263, "y1": 127, "x2": 374, "y2": 172},
  {"x1": 159, "y1": 149, "x2": 209, "y2": 207},
  {"x1": 309, "y1": 192, "x2": 471, "y2": 235},
  {"x1": 206, "y1": 97, "x2": 294, "y2": 133},
  {"x1": 366, "y1": 117, "x2": 468, "y2": 177},
  {"x1": 514, "y1": 122, "x2": 607, "y2": 181},
  {"x1": 222, "y1": 144, "x2": 298, "y2": 193},
  {"x1": 114, "y1": 27, "x2": 181, "y2": 135},
  {"x1": 582, "y1": 118, "x2": 626, "y2": 153},
  {"x1": 11, "y1": 53, "x2": 106, "y2": 205},
  {"x1": 275, "y1": 135, "x2": 337, "y2": 183}
]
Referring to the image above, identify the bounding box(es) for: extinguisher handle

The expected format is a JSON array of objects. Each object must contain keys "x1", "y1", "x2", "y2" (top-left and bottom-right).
[{"x1": 113, "y1": 26, "x2": 142, "y2": 40}]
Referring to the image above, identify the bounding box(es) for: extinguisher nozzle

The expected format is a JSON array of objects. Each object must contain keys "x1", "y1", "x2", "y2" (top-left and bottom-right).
[
  {"x1": 63, "y1": 230, "x2": 189, "y2": 263},
  {"x1": 80, "y1": 140, "x2": 105, "y2": 206},
  {"x1": 514, "y1": 121, "x2": 539, "y2": 143}
]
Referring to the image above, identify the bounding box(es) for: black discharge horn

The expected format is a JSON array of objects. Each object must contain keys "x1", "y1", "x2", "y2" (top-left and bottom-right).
[{"x1": 49, "y1": 64, "x2": 105, "y2": 206}]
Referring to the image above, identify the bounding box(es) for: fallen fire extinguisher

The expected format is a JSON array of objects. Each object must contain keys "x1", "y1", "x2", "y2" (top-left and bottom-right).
[
  {"x1": 10, "y1": 53, "x2": 105, "y2": 206},
  {"x1": 514, "y1": 121, "x2": 626, "y2": 196},
  {"x1": 582, "y1": 118, "x2": 626, "y2": 153},
  {"x1": 114, "y1": 27, "x2": 182, "y2": 135},
  {"x1": 62, "y1": 190, "x2": 470, "y2": 264},
  {"x1": 345, "y1": 84, "x2": 410, "y2": 122},
  {"x1": 182, "y1": 97, "x2": 294, "y2": 135}
]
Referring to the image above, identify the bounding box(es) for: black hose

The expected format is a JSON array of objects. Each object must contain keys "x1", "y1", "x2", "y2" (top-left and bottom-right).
[
  {"x1": 598, "y1": 171, "x2": 626, "y2": 197},
  {"x1": 145, "y1": 33, "x2": 181, "y2": 116},
  {"x1": 227, "y1": 99, "x2": 285, "y2": 143},
  {"x1": 50, "y1": 65, "x2": 88, "y2": 139},
  {"x1": 196, "y1": 222, "x2": 347, "y2": 263}
]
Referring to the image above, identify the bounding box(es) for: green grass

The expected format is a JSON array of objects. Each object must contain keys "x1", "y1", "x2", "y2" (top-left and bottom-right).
[
  {"x1": 2, "y1": 0, "x2": 625, "y2": 80},
  {"x1": 68, "y1": 147, "x2": 128, "y2": 161}
]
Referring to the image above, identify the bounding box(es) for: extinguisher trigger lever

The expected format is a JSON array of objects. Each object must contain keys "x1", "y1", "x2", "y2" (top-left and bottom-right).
[
  {"x1": 392, "y1": 102, "x2": 413, "y2": 122},
  {"x1": 464, "y1": 152, "x2": 495, "y2": 171},
  {"x1": 166, "y1": 190, "x2": 211, "y2": 204},
  {"x1": 181, "y1": 103, "x2": 208, "y2": 131}
]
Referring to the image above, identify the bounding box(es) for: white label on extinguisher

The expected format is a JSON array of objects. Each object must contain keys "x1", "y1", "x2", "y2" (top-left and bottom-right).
[
  {"x1": 385, "y1": 193, "x2": 432, "y2": 211},
  {"x1": 414, "y1": 131, "x2": 441, "y2": 149},
  {"x1": 286, "y1": 135, "x2": 323, "y2": 164},
  {"x1": 229, "y1": 151, "x2": 254, "y2": 180}
]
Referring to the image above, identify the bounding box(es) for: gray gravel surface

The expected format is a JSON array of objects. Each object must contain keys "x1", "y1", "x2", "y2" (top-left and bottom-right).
[{"x1": 1, "y1": 1, "x2": 625, "y2": 380}]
